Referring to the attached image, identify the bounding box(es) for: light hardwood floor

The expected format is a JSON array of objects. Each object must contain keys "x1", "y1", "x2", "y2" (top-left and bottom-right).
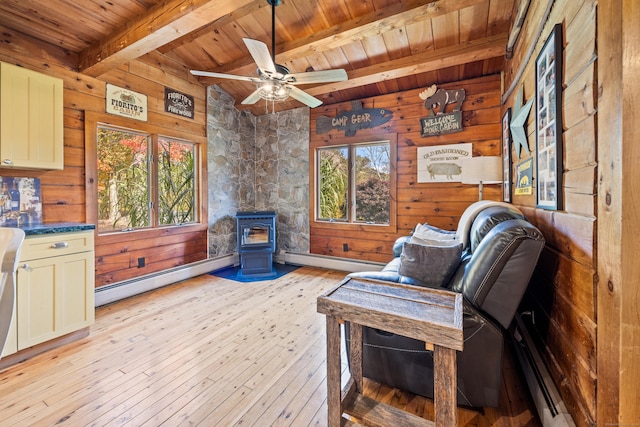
[{"x1": 0, "y1": 266, "x2": 540, "y2": 426}]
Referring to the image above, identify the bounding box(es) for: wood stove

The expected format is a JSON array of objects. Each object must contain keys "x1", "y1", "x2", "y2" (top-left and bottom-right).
[{"x1": 236, "y1": 210, "x2": 276, "y2": 278}]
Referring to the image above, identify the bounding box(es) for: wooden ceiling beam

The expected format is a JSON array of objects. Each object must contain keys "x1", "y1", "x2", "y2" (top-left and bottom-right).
[
  {"x1": 156, "y1": 2, "x2": 269, "y2": 54},
  {"x1": 199, "y1": 0, "x2": 488, "y2": 77},
  {"x1": 77, "y1": 0, "x2": 260, "y2": 77},
  {"x1": 304, "y1": 33, "x2": 508, "y2": 95}
]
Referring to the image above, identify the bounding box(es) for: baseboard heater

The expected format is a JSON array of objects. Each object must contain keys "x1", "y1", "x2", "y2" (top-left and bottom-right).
[
  {"x1": 513, "y1": 314, "x2": 576, "y2": 427},
  {"x1": 282, "y1": 251, "x2": 385, "y2": 272},
  {"x1": 95, "y1": 255, "x2": 237, "y2": 307}
]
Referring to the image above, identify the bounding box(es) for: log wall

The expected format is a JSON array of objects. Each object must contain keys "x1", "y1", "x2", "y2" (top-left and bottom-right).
[
  {"x1": 502, "y1": 1, "x2": 597, "y2": 426},
  {"x1": 0, "y1": 28, "x2": 209, "y2": 288},
  {"x1": 309, "y1": 74, "x2": 503, "y2": 263}
]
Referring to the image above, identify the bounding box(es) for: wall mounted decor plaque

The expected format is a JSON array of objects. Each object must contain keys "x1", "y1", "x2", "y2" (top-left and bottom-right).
[
  {"x1": 315, "y1": 100, "x2": 393, "y2": 136},
  {"x1": 106, "y1": 83, "x2": 147, "y2": 122},
  {"x1": 535, "y1": 23, "x2": 563, "y2": 210},
  {"x1": 417, "y1": 143, "x2": 472, "y2": 183},
  {"x1": 419, "y1": 85, "x2": 466, "y2": 137},
  {"x1": 164, "y1": 87, "x2": 194, "y2": 119}
]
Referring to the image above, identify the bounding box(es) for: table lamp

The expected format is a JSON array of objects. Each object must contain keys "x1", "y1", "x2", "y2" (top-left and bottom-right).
[{"x1": 461, "y1": 156, "x2": 502, "y2": 200}]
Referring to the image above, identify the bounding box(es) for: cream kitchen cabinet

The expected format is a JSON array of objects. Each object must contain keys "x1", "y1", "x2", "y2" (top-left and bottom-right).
[
  {"x1": 16, "y1": 230, "x2": 95, "y2": 350},
  {"x1": 0, "y1": 61, "x2": 64, "y2": 170}
]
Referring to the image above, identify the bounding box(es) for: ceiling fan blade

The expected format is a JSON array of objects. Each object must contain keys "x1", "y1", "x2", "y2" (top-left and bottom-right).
[
  {"x1": 288, "y1": 86, "x2": 323, "y2": 108},
  {"x1": 190, "y1": 70, "x2": 260, "y2": 83},
  {"x1": 243, "y1": 38, "x2": 277, "y2": 74},
  {"x1": 241, "y1": 90, "x2": 262, "y2": 105},
  {"x1": 286, "y1": 69, "x2": 348, "y2": 85}
]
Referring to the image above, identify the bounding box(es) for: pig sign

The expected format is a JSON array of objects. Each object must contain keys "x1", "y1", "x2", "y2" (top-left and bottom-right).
[{"x1": 417, "y1": 143, "x2": 472, "y2": 183}]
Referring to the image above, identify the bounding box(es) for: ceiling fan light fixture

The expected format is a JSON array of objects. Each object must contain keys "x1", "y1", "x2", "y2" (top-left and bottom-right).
[{"x1": 257, "y1": 80, "x2": 291, "y2": 102}]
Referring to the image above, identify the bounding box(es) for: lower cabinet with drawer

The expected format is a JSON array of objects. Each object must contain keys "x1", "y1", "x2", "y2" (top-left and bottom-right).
[{"x1": 15, "y1": 230, "x2": 95, "y2": 350}]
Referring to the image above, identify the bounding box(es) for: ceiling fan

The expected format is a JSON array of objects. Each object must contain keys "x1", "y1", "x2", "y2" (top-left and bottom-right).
[{"x1": 190, "y1": 0, "x2": 348, "y2": 109}]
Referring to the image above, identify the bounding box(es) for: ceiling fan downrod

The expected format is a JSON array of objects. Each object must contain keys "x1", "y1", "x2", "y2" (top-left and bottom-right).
[{"x1": 267, "y1": 0, "x2": 280, "y2": 63}]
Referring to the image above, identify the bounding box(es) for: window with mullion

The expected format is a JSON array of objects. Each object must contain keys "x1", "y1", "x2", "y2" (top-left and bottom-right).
[
  {"x1": 317, "y1": 141, "x2": 390, "y2": 225},
  {"x1": 96, "y1": 125, "x2": 197, "y2": 234}
]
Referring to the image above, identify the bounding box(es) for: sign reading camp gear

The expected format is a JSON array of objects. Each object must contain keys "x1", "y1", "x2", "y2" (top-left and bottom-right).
[
  {"x1": 106, "y1": 83, "x2": 147, "y2": 122},
  {"x1": 164, "y1": 87, "x2": 194, "y2": 119},
  {"x1": 419, "y1": 85, "x2": 465, "y2": 137},
  {"x1": 315, "y1": 100, "x2": 393, "y2": 136}
]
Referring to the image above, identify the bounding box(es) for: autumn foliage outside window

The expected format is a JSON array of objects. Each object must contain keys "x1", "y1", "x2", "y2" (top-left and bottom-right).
[
  {"x1": 317, "y1": 142, "x2": 390, "y2": 224},
  {"x1": 97, "y1": 125, "x2": 196, "y2": 233}
]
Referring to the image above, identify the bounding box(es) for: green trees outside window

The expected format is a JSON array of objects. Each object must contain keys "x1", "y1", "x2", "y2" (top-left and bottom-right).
[
  {"x1": 318, "y1": 142, "x2": 390, "y2": 224},
  {"x1": 97, "y1": 125, "x2": 196, "y2": 233},
  {"x1": 158, "y1": 137, "x2": 196, "y2": 226}
]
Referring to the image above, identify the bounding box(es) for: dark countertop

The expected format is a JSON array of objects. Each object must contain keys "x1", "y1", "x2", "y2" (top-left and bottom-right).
[{"x1": 1, "y1": 222, "x2": 96, "y2": 236}]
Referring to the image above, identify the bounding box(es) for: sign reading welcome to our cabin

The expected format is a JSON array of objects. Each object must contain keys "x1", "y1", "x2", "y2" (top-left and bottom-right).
[
  {"x1": 418, "y1": 85, "x2": 465, "y2": 137},
  {"x1": 164, "y1": 87, "x2": 194, "y2": 119},
  {"x1": 106, "y1": 83, "x2": 147, "y2": 122}
]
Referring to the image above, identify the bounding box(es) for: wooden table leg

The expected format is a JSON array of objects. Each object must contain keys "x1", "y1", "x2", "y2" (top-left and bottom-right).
[
  {"x1": 434, "y1": 345, "x2": 457, "y2": 427},
  {"x1": 326, "y1": 315, "x2": 341, "y2": 427},
  {"x1": 348, "y1": 322, "x2": 363, "y2": 393}
]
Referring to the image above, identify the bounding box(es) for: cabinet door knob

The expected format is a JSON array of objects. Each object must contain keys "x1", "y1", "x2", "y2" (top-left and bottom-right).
[
  {"x1": 51, "y1": 242, "x2": 70, "y2": 249},
  {"x1": 20, "y1": 263, "x2": 32, "y2": 272},
  {"x1": 3, "y1": 159, "x2": 12, "y2": 165}
]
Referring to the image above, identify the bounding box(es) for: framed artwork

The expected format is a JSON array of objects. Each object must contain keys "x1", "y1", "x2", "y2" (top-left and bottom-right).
[
  {"x1": 535, "y1": 23, "x2": 563, "y2": 210},
  {"x1": 501, "y1": 108, "x2": 512, "y2": 202}
]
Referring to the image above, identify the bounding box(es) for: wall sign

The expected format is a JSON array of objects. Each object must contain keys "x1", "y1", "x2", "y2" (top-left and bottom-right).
[
  {"x1": 417, "y1": 143, "x2": 472, "y2": 183},
  {"x1": 106, "y1": 83, "x2": 147, "y2": 122},
  {"x1": 419, "y1": 85, "x2": 465, "y2": 137},
  {"x1": 164, "y1": 87, "x2": 194, "y2": 119},
  {"x1": 315, "y1": 100, "x2": 393, "y2": 136},
  {"x1": 515, "y1": 157, "x2": 533, "y2": 195}
]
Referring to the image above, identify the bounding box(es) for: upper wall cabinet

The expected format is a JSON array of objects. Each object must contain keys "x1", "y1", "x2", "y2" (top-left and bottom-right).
[{"x1": 0, "y1": 62, "x2": 64, "y2": 170}]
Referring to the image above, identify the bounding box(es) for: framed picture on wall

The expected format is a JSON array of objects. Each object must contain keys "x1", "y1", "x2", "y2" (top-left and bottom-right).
[
  {"x1": 501, "y1": 108, "x2": 512, "y2": 202},
  {"x1": 535, "y1": 23, "x2": 563, "y2": 210}
]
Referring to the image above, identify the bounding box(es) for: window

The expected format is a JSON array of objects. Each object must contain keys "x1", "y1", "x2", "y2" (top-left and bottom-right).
[
  {"x1": 157, "y1": 137, "x2": 196, "y2": 226},
  {"x1": 96, "y1": 124, "x2": 197, "y2": 233},
  {"x1": 317, "y1": 141, "x2": 391, "y2": 225}
]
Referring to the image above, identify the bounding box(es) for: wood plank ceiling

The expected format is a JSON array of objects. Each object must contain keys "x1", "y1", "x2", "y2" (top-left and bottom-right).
[{"x1": 0, "y1": 0, "x2": 516, "y2": 115}]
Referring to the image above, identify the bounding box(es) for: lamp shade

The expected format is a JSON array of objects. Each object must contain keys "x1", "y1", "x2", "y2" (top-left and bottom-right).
[{"x1": 461, "y1": 156, "x2": 502, "y2": 184}]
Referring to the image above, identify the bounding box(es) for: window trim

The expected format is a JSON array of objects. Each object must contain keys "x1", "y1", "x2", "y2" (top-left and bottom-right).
[
  {"x1": 85, "y1": 112, "x2": 205, "y2": 236},
  {"x1": 311, "y1": 133, "x2": 397, "y2": 234}
]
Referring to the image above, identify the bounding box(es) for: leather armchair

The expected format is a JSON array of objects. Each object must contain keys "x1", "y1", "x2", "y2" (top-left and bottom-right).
[{"x1": 345, "y1": 202, "x2": 545, "y2": 408}]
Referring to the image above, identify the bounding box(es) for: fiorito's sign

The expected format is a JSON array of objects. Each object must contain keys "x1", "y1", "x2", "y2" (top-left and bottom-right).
[
  {"x1": 164, "y1": 87, "x2": 194, "y2": 119},
  {"x1": 106, "y1": 83, "x2": 147, "y2": 122}
]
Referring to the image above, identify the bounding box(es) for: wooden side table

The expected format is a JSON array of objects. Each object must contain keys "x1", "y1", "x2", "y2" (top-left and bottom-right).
[{"x1": 317, "y1": 277, "x2": 463, "y2": 427}]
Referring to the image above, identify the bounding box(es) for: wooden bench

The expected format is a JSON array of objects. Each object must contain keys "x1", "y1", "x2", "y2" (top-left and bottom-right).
[{"x1": 317, "y1": 277, "x2": 464, "y2": 427}]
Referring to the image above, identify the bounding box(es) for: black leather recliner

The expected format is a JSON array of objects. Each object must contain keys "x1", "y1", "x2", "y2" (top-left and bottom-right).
[{"x1": 345, "y1": 202, "x2": 545, "y2": 408}]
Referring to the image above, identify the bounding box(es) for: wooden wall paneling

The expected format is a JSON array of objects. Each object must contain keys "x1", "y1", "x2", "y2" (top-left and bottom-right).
[
  {"x1": 310, "y1": 75, "x2": 502, "y2": 261},
  {"x1": 95, "y1": 227, "x2": 208, "y2": 286},
  {"x1": 597, "y1": 0, "x2": 640, "y2": 423},
  {"x1": 563, "y1": 0, "x2": 597, "y2": 85},
  {"x1": 563, "y1": 166, "x2": 596, "y2": 216},
  {"x1": 0, "y1": 24, "x2": 78, "y2": 71},
  {"x1": 563, "y1": 117, "x2": 596, "y2": 171},
  {"x1": 562, "y1": 62, "x2": 597, "y2": 131},
  {"x1": 131, "y1": 54, "x2": 206, "y2": 99},
  {"x1": 531, "y1": 248, "x2": 596, "y2": 321},
  {"x1": 503, "y1": 1, "x2": 600, "y2": 424}
]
